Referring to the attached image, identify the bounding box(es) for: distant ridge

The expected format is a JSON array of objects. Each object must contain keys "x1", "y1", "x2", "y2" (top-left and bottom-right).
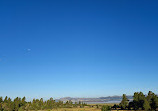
[{"x1": 56, "y1": 95, "x2": 133, "y2": 104}]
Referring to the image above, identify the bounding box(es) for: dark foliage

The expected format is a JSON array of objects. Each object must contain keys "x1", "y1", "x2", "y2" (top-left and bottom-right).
[
  {"x1": 0, "y1": 97, "x2": 87, "y2": 111},
  {"x1": 112, "y1": 91, "x2": 158, "y2": 111}
]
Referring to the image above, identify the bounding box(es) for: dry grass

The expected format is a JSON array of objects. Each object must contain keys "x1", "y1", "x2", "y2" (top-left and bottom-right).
[
  {"x1": 38, "y1": 107, "x2": 101, "y2": 111},
  {"x1": 89, "y1": 103, "x2": 118, "y2": 106}
]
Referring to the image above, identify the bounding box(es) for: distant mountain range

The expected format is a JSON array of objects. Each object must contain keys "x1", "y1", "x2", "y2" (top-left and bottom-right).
[{"x1": 56, "y1": 96, "x2": 133, "y2": 104}]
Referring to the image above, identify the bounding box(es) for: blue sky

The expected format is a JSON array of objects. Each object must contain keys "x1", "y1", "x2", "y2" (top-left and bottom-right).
[{"x1": 0, "y1": 0, "x2": 158, "y2": 100}]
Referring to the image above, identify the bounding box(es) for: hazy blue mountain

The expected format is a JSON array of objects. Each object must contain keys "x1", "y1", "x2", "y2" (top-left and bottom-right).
[{"x1": 57, "y1": 96, "x2": 133, "y2": 104}]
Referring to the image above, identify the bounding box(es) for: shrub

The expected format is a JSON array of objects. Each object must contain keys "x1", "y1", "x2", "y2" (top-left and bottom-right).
[{"x1": 101, "y1": 105, "x2": 111, "y2": 111}]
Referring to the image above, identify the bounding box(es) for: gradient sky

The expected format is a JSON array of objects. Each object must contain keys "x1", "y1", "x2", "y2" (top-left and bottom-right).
[{"x1": 0, "y1": 0, "x2": 158, "y2": 100}]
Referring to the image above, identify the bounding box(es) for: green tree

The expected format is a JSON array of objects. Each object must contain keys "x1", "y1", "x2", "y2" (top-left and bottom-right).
[
  {"x1": 7, "y1": 98, "x2": 14, "y2": 111},
  {"x1": 146, "y1": 91, "x2": 153, "y2": 102},
  {"x1": 138, "y1": 92, "x2": 146, "y2": 109},
  {"x1": 78, "y1": 101, "x2": 81, "y2": 105},
  {"x1": 39, "y1": 98, "x2": 44, "y2": 110},
  {"x1": 32, "y1": 99, "x2": 37, "y2": 110},
  {"x1": 101, "y1": 105, "x2": 111, "y2": 111},
  {"x1": 4, "y1": 96, "x2": 8, "y2": 103},
  {"x1": 150, "y1": 94, "x2": 158, "y2": 110},
  {"x1": 133, "y1": 92, "x2": 146, "y2": 110},
  {"x1": 143, "y1": 98, "x2": 151, "y2": 111},
  {"x1": 133, "y1": 92, "x2": 139, "y2": 101},
  {"x1": 96, "y1": 104, "x2": 99, "y2": 109},
  {"x1": 120, "y1": 94, "x2": 129, "y2": 109},
  {"x1": 14, "y1": 97, "x2": 22, "y2": 111},
  {"x1": 21, "y1": 97, "x2": 26, "y2": 106},
  {"x1": 0, "y1": 97, "x2": 3, "y2": 103}
]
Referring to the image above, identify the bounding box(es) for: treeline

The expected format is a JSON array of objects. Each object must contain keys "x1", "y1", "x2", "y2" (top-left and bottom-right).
[
  {"x1": 0, "y1": 96, "x2": 87, "y2": 111},
  {"x1": 111, "y1": 91, "x2": 158, "y2": 111},
  {"x1": 1, "y1": 91, "x2": 158, "y2": 111}
]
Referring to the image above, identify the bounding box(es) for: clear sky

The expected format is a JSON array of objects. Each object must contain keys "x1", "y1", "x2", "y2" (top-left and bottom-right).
[{"x1": 0, "y1": 0, "x2": 158, "y2": 100}]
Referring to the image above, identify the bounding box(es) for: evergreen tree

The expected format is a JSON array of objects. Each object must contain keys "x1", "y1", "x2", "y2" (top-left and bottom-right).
[
  {"x1": 4, "y1": 96, "x2": 8, "y2": 103},
  {"x1": 39, "y1": 98, "x2": 44, "y2": 110},
  {"x1": 146, "y1": 91, "x2": 153, "y2": 102},
  {"x1": 7, "y1": 98, "x2": 14, "y2": 111},
  {"x1": 0, "y1": 97, "x2": 3, "y2": 103},
  {"x1": 133, "y1": 92, "x2": 139, "y2": 110},
  {"x1": 138, "y1": 92, "x2": 146, "y2": 109},
  {"x1": 133, "y1": 92, "x2": 139, "y2": 101},
  {"x1": 0, "y1": 90, "x2": 156, "y2": 111},
  {"x1": 133, "y1": 92, "x2": 146, "y2": 110},
  {"x1": 120, "y1": 94, "x2": 129, "y2": 109},
  {"x1": 143, "y1": 98, "x2": 151, "y2": 111},
  {"x1": 32, "y1": 99, "x2": 37, "y2": 110},
  {"x1": 13, "y1": 97, "x2": 21, "y2": 111},
  {"x1": 21, "y1": 97, "x2": 26, "y2": 106},
  {"x1": 150, "y1": 94, "x2": 158, "y2": 110}
]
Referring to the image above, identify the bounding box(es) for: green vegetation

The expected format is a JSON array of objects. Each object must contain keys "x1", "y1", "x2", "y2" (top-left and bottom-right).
[
  {"x1": 0, "y1": 97, "x2": 87, "y2": 111},
  {"x1": 119, "y1": 94, "x2": 128, "y2": 109},
  {"x1": 0, "y1": 91, "x2": 157, "y2": 111},
  {"x1": 111, "y1": 91, "x2": 158, "y2": 110},
  {"x1": 101, "y1": 105, "x2": 110, "y2": 111}
]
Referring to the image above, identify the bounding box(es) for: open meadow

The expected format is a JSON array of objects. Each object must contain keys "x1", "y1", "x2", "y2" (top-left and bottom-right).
[
  {"x1": 37, "y1": 107, "x2": 101, "y2": 111},
  {"x1": 31, "y1": 104, "x2": 116, "y2": 111}
]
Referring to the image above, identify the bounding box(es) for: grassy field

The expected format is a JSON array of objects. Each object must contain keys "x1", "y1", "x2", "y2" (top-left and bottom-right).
[
  {"x1": 30, "y1": 103, "x2": 118, "y2": 111},
  {"x1": 41, "y1": 103, "x2": 117, "y2": 111},
  {"x1": 38, "y1": 107, "x2": 101, "y2": 111}
]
